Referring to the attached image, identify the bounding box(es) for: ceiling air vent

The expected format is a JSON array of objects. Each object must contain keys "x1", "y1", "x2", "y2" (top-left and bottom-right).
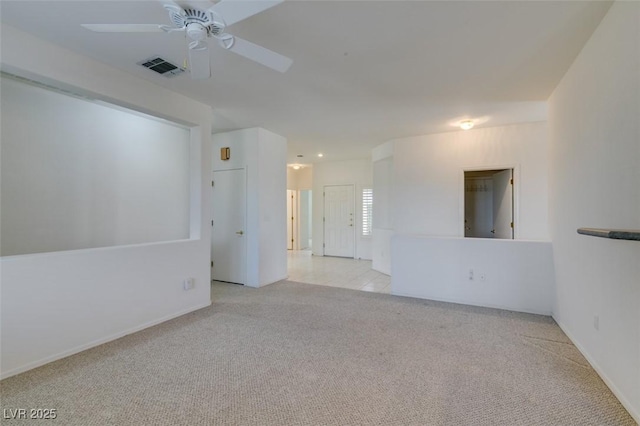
[{"x1": 138, "y1": 57, "x2": 184, "y2": 77}]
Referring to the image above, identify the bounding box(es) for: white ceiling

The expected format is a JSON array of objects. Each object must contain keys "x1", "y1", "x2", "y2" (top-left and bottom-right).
[{"x1": 0, "y1": 1, "x2": 612, "y2": 163}]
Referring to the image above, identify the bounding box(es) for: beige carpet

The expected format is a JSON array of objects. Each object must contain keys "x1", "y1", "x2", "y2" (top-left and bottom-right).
[{"x1": 0, "y1": 281, "x2": 635, "y2": 425}]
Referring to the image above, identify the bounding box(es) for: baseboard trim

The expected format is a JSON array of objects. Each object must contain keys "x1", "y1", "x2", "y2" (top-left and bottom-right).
[
  {"x1": 371, "y1": 266, "x2": 391, "y2": 276},
  {"x1": 390, "y1": 290, "x2": 551, "y2": 316},
  {"x1": 0, "y1": 301, "x2": 212, "y2": 380},
  {"x1": 260, "y1": 275, "x2": 289, "y2": 287},
  {"x1": 553, "y1": 316, "x2": 640, "y2": 424}
]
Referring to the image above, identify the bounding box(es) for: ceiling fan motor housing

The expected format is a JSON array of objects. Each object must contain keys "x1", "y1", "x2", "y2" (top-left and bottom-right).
[{"x1": 166, "y1": 5, "x2": 225, "y2": 38}]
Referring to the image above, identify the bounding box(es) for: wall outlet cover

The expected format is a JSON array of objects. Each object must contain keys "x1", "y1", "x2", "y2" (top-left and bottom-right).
[{"x1": 183, "y1": 278, "x2": 195, "y2": 291}]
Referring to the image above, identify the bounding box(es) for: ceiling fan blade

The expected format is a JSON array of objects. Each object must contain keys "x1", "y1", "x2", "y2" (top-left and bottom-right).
[
  {"x1": 209, "y1": 0, "x2": 284, "y2": 27},
  {"x1": 81, "y1": 24, "x2": 165, "y2": 33},
  {"x1": 188, "y1": 42, "x2": 211, "y2": 79},
  {"x1": 224, "y1": 36, "x2": 292, "y2": 73}
]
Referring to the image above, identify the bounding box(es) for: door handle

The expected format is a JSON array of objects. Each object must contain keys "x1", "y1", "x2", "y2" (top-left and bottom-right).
[
  {"x1": 491, "y1": 229, "x2": 495, "y2": 234},
  {"x1": 236, "y1": 230, "x2": 244, "y2": 235}
]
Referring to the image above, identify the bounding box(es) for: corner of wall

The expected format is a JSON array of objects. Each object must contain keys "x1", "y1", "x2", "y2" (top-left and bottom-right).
[{"x1": 547, "y1": 2, "x2": 640, "y2": 420}]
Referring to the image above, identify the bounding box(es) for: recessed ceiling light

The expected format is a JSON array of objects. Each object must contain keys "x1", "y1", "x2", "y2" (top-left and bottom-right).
[
  {"x1": 460, "y1": 120, "x2": 474, "y2": 130},
  {"x1": 317, "y1": 153, "x2": 324, "y2": 158},
  {"x1": 292, "y1": 165, "x2": 301, "y2": 170}
]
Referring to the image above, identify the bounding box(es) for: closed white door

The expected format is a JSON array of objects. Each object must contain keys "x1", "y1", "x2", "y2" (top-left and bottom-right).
[
  {"x1": 324, "y1": 185, "x2": 355, "y2": 257},
  {"x1": 492, "y1": 169, "x2": 514, "y2": 239},
  {"x1": 211, "y1": 169, "x2": 246, "y2": 284}
]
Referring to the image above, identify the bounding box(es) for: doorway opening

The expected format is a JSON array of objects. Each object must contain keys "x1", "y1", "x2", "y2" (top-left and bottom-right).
[
  {"x1": 464, "y1": 169, "x2": 514, "y2": 239},
  {"x1": 286, "y1": 189, "x2": 312, "y2": 250}
]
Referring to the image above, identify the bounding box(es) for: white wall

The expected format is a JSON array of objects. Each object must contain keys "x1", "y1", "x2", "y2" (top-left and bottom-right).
[
  {"x1": 371, "y1": 160, "x2": 394, "y2": 275},
  {"x1": 383, "y1": 122, "x2": 555, "y2": 317},
  {"x1": 392, "y1": 122, "x2": 549, "y2": 239},
  {"x1": 257, "y1": 129, "x2": 288, "y2": 285},
  {"x1": 371, "y1": 143, "x2": 394, "y2": 274},
  {"x1": 1, "y1": 75, "x2": 191, "y2": 256},
  {"x1": 299, "y1": 190, "x2": 312, "y2": 250},
  {"x1": 372, "y1": 122, "x2": 550, "y2": 275},
  {"x1": 548, "y1": 1, "x2": 640, "y2": 421},
  {"x1": 212, "y1": 128, "x2": 287, "y2": 287},
  {"x1": 392, "y1": 236, "x2": 554, "y2": 315},
  {"x1": 0, "y1": 25, "x2": 213, "y2": 378},
  {"x1": 287, "y1": 166, "x2": 312, "y2": 190},
  {"x1": 312, "y1": 159, "x2": 373, "y2": 260}
]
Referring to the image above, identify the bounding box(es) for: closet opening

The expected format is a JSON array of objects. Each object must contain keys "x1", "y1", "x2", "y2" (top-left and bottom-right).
[{"x1": 464, "y1": 169, "x2": 514, "y2": 239}]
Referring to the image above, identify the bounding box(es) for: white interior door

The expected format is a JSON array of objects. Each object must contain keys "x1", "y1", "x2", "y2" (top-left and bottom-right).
[
  {"x1": 211, "y1": 169, "x2": 246, "y2": 284},
  {"x1": 492, "y1": 169, "x2": 514, "y2": 239},
  {"x1": 324, "y1": 185, "x2": 355, "y2": 257}
]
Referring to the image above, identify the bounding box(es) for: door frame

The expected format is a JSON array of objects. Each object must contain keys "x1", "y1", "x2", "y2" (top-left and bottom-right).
[
  {"x1": 460, "y1": 165, "x2": 519, "y2": 239},
  {"x1": 322, "y1": 184, "x2": 356, "y2": 258},
  {"x1": 287, "y1": 189, "x2": 297, "y2": 250}
]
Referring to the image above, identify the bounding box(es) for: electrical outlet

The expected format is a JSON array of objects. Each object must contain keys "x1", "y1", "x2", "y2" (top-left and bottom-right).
[
  {"x1": 469, "y1": 269, "x2": 474, "y2": 281},
  {"x1": 593, "y1": 315, "x2": 599, "y2": 331},
  {"x1": 183, "y1": 278, "x2": 194, "y2": 291}
]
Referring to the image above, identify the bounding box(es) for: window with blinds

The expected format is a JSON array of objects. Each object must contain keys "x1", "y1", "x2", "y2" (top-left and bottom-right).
[{"x1": 362, "y1": 188, "x2": 373, "y2": 236}]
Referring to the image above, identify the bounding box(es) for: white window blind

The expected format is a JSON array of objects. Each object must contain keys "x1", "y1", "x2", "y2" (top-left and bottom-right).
[{"x1": 362, "y1": 188, "x2": 373, "y2": 236}]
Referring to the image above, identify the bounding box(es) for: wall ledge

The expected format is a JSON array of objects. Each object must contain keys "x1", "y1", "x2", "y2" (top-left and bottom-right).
[{"x1": 577, "y1": 228, "x2": 640, "y2": 241}]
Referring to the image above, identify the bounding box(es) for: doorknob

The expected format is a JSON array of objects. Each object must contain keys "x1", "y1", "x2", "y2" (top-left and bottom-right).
[
  {"x1": 236, "y1": 230, "x2": 244, "y2": 235},
  {"x1": 491, "y1": 229, "x2": 496, "y2": 234}
]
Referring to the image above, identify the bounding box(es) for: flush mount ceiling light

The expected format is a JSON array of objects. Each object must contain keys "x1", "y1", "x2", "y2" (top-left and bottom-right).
[
  {"x1": 292, "y1": 165, "x2": 301, "y2": 170},
  {"x1": 449, "y1": 116, "x2": 489, "y2": 130},
  {"x1": 460, "y1": 120, "x2": 475, "y2": 130},
  {"x1": 288, "y1": 163, "x2": 305, "y2": 170},
  {"x1": 317, "y1": 153, "x2": 324, "y2": 158}
]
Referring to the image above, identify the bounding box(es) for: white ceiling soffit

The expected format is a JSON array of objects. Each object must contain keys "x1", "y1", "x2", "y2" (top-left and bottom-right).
[{"x1": 0, "y1": 1, "x2": 612, "y2": 163}]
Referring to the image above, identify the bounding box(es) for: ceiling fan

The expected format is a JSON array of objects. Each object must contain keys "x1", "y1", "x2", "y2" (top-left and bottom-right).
[{"x1": 81, "y1": 0, "x2": 293, "y2": 79}]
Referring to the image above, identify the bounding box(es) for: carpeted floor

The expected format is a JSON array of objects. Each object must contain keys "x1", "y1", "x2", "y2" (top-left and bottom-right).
[{"x1": 0, "y1": 281, "x2": 635, "y2": 425}]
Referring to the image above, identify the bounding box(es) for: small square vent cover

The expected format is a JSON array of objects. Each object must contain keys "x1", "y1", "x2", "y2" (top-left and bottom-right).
[{"x1": 138, "y1": 57, "x2": 184, "y2": 77}]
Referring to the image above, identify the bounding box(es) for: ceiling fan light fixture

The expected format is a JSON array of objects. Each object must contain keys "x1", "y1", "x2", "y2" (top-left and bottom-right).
[
  {"x1": 186, "y1": 22, "x2": 208, "y2": 41},
  {"x1": 460, "y1": 120, "x2": 475, "y2": 130}
]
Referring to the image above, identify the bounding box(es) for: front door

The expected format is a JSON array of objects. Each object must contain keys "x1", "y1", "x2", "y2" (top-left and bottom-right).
[
  {"x1": 211, "y1": 168, "x2": 246, "y2": 284},
  {"x1": 323, "y1": 185, "x2": 355, "y2": 257}
]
